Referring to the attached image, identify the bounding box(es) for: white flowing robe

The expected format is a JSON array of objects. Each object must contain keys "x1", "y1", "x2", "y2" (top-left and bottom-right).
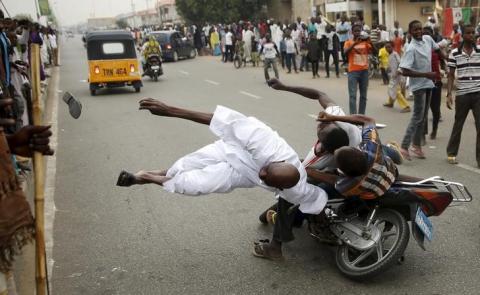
[
  {"x1": 243, "y1": 30, "x2": 254, "y2": 61},
  {"x1": 163, "y1": 106, "x2": 328, "y2": 215}
]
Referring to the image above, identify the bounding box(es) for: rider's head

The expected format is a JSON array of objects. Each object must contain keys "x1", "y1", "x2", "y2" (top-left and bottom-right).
[
  {"x1": 317, "y1": 123, "x2": 349, "y2": 153},
  {"x1": 334, "y1": 147, "x2": 368, "y2": 177},
  {"x1": 258, "y1": 162, "x2": 300, "y2": 189},
  {"x1": 148, "y1": 35, "x2": 157, "y2": 45}
]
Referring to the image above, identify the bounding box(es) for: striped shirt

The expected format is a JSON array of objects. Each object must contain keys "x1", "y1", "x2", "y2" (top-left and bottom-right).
[
  {"x1": 448, "y1": 44, "x2": 480, "y2": 96},
  {"x1": 335, "y1": 124, "x2": 397, "y2": 200}
]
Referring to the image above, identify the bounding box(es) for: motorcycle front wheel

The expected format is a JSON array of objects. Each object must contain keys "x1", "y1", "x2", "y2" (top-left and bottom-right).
[{"x1": 335, "y1": 209, "x2": 410, "y2": 280}]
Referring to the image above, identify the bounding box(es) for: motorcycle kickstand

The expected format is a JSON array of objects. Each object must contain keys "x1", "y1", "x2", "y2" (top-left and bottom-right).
[{"x1": 397, "y1": 255, "x2": 406, "y2": 265}]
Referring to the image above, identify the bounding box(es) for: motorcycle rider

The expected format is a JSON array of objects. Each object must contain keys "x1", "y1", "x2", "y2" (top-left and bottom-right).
[
  {"x1": 254, "y1": 79, "x2": 402, "y2": 260},
  {"x1": 141, "y1": 36, "x2": 162, "y2": 73}
]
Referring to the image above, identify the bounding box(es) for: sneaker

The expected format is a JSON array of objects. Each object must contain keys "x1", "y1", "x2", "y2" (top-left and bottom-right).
[
  {"x1": 400, "y1": 148, "x2": 412, "y2": 161},
  {"x1": 447, "y1": 156, "x2": 458, "y2": 164},
  {"x1": 410, "y1": 146, "x2": 426, "y2": 159},
  {"x1": 386, "y1": 141, "x2": 403, "y2": 165}
]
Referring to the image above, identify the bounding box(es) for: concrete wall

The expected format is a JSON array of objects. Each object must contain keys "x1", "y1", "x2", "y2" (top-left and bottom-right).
[
  {"x1": 267, "y1": 0, "x2": 293, "y2": 23},
  {"x1": 394, "y1": 0, "x2": 434, "y2": 30}
]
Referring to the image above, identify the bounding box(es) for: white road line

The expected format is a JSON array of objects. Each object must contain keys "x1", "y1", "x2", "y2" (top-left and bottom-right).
[
  {"x1": 457, "y1": 163, "x2": 480, "y2": 174},
  {"x1": 239, "y1": 91, "x2": 261, "y2": 99},
  {"x1": 205, "y1": 79, "x2": 220, "y2": 86},
  {"x1": 308, "y1": 114, "x2": 317, "y2": 119},
  {"x1": 179, "y1": 70, "x2": 190, "y2": 75}
]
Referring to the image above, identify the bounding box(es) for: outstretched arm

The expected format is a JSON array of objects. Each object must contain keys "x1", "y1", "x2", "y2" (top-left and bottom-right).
[
  {"x1": 317, "y1": 112, "x2": 375, "y2": 126},
  {"x1": 139, "y1": 98, "x2": 213, "y2": 125},
  {"x1": 267, "y1": 78, "x2": 335, "y2": 109}
]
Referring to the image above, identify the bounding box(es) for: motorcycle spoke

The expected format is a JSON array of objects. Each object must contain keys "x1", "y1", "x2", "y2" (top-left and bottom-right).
[
  {"x1": 350, "y1": 247, "x2": 375, "y2": 267},
  {"x1": 382, "y1": 231, "x2": 397, "y2": 239},
  {"x1": 376, "y1": 241, "x2": 384, "y2": 260}
]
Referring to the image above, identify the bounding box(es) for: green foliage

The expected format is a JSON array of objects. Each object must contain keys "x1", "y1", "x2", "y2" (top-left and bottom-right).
[
  {"x1": 116, "y1": 19, "x2": 129, "y2": 29},
  {"x1": 176, "y1": 0, "x2": 266, "y2": 24}
]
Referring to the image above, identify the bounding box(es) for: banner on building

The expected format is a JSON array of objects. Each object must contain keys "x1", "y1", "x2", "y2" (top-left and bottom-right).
[
  {"x1": 38, "y1": 0, "x2": 51, "y2": 16},
  {"x1": 443, "y1": 7, "x2": 472, "y2": 37}
]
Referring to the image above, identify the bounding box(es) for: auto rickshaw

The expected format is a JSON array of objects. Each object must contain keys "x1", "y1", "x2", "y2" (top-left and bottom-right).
[{"x1": 86, "y1": 30, "x2": 142, "y2": 96}]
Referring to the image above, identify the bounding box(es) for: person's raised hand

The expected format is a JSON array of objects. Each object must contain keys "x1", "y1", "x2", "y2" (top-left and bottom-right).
[
  {"x1": 267, "y1": 78, "x2": 285, "y2": 90},
  {"x1": 316, "y1": 111, "x2": 333, "y2": 122},
  {"x1": 139, "y1": 98, "x2": 173, "y2": 117},
  {"x1": 8, "y1": 125, "x2": 54, "y2": 157}
]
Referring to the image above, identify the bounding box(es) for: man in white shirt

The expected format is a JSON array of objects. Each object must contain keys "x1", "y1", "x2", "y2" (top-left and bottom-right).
[
  {"x1": 117, "y1": 98, "x2": 328, "y2": 215},
  {"x1": 224, "y1": 28, "x2": 233, "y2": 62}
]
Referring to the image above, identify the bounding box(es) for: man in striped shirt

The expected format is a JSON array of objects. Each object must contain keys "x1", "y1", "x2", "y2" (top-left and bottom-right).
[{"x1": 446, "y1": 24, "x2": 480, "y2": 168}]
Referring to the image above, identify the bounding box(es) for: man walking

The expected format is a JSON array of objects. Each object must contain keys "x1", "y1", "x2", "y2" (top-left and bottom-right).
[
  {"x1": 399, "y1": 20, "x2": 445, "y2": 160},
  {"x1": 260, "y1": 34, "x2": 280, "y2": 81},
  {"x1": 446, "y1": 25, "x2": 480, "y2": 167}
]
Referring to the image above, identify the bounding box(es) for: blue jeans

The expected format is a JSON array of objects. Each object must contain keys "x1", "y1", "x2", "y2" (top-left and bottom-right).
[
  {"x1": 401, "y1": 89, "x2": 430, "y2": 149},
  {"x1": 348, "y1": 70, "x2": 369, "y2": 114}
]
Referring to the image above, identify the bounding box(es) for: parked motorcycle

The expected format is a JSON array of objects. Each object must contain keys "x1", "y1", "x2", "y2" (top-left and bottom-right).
[
  {"x1": 143, "y1": 54, "x2": 163, "y2": 82},
  {"x1": 260, "y1": 176, "x2": 472, "y2": 280}
]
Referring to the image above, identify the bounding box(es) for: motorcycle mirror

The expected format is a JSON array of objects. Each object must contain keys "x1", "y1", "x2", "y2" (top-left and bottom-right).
[{"x1": 62, "y1": 91, "x2": 82, "y2": 119}]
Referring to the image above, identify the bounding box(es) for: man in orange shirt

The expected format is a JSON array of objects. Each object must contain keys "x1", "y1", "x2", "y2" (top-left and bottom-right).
[
  {"x1": 344, "y1": 24, "x2": 375, "y2": 114},
  {"x1": 392, "y1": 30, "x2": 403, "y2": 54}
]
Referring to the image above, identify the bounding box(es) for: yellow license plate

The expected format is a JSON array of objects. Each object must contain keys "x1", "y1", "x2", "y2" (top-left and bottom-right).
[{"x1": 102, "y1": 68, "x2": 128, "y2": 77}]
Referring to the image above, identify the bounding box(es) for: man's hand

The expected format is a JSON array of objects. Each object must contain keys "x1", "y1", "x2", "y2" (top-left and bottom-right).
[
  {"x1": 267, "y1": 78, "x2": 285, "y2": 90},
  {"x1": 425, "y1": 72, "x2": 437, "y2": 81},
  {"x1": 0, "y1": 98, "x2": 15, "y2": 126},
  {"x1": 446, "y1": 94, "x2": 453, "y2": 110},
  {"x1": 139, "y1": 98, "x2": 173, "y2": 116},
  {"x1": 316, "y1": 111, "x2": 334, "y2": 122},
  {"x1": 8, "y1": 125, "x2": 54, "y2": 157}
]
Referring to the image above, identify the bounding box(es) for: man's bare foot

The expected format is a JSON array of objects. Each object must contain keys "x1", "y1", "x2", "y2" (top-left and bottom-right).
[{"x1": 135, "y1": 170, "x2": 171, "y2": 186}]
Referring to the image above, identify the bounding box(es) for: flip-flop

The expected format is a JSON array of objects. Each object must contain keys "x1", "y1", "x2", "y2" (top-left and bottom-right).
[
  {"x1": 252, "y1": 241, "x2": 283, "y2": 261},
  {"x1": 116, "y1": 170, "x2": 136, "y2": 187},
  {"x1": 62, "y1": 91, "x2": 82, "y2": 119}
]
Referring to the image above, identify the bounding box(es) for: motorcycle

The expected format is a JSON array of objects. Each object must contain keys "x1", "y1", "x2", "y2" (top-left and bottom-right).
[
  {"x1": 260, "y1": 176, "x2": 472, "y2": 280},
  {"x1": 143, "y1": 54, "x2": 163, "y2": 82}
]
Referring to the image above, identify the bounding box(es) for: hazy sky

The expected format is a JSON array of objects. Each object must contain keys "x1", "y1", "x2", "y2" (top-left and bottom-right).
[{"x1": 3, "y1": 0, "x2": 155, "y2": 26}]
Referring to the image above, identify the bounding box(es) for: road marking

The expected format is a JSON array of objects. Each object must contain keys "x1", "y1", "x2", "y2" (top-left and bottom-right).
[
  {"x1": 239, "y1": 91, "x2": 261, "y2": 99},
  {"x1": 457, "y1": 163, "x2": 480, "y2": 174},
  {"x1": 79, "y1": 79, "x2": 87, "y2": 83},
  {"x1": 205, "y1": 79, "x2": 220, "y2": 86},
  {"x1": 308, "y1": 114, "x2": 317, "y2": 119},
  {"x1": 179, "y1": 70, "x2": 190, "y2": 75}
]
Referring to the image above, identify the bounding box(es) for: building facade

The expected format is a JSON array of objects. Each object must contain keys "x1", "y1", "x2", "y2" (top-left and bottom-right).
[
  {"x1": 289, "y1": 0, "x2": 437, "y2": 31},
  {"x1": 156, "y1": 0, "x2": 182, "y2": 24}
]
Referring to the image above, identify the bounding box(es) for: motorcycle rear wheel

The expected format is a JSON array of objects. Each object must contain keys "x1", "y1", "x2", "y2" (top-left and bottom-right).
[{"x1": 335, "y1": 209, "x2": 409, "y2": 280}]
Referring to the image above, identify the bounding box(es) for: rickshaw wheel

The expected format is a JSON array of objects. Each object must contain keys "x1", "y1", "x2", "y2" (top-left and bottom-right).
[
  {"x1": 90, "y1": 89, "x2": 96, "y2": 96},
  {"x1": 134, "y1": 86, "x2": 141, "y2": 93}
]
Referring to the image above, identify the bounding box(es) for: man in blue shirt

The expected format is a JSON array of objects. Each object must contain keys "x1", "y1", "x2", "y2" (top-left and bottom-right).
[
  {"x1": 336, "y1": 15, "x2": 350, "y2": 66},
  {"x1": 399, "y1": 20, "x2": 446, "y2": 160}
]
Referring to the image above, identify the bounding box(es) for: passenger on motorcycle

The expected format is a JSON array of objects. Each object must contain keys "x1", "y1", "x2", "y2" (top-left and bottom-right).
[
  {"x1": 116, "y1": 98, "x2": 330, "y2": 224},
  {"x1": 254, "y1": 80, "x2": 403, "y2": 260},
  {"x1": 141, "y1": 36, "x2": 162, "y2": 71}
]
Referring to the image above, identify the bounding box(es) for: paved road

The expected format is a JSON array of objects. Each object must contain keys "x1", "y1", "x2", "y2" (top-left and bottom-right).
[{"x1": 51, "y1": 37, "x2": 480, "y2": 294}]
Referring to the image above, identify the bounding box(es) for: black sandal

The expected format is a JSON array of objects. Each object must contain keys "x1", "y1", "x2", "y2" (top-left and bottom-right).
[{"x1": 116, "y1": 170, "x2": 136, "y2": 187}]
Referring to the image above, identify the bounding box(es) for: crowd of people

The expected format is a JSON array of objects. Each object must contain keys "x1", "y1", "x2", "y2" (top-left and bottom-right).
[
  {"x1": 186, "y1": 14, "x2": 480, "y2": 167},
  {"x1": 0, "y1": 9, "x2": 57, "y2": 273}
]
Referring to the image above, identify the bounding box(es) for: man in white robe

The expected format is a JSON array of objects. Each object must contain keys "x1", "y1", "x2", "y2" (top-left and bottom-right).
[
  {"x1": 242, "y1": 27, "x2": 254, "y2": 62},
  {"x1": 117, "y1": 98, "x2": 328, "y2": 216}
]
